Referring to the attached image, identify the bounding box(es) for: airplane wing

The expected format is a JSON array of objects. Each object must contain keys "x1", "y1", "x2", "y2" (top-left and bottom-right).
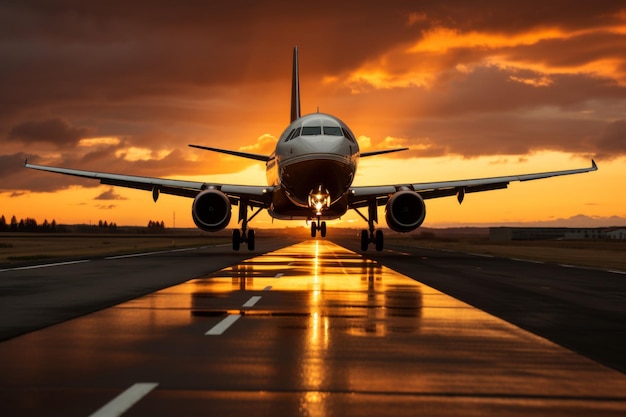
[
  {"x1": 349, "y1": 160, "x2": 598, "y2": 207},
  {"x1": 24, "y1": 161, "x2": 273, "y2": 207},
  {"x1": 188, "y1": 144, "x2": 271, "y2": 162}
]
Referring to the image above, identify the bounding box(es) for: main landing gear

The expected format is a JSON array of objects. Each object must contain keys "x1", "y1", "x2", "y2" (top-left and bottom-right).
[
  {"x1": 310, "y1": 218, "x2": 327, "y2": 238},
  {"x1": 232, "y1": 198, "x2": 262, "y2": 251},
  {"x1": 355, "y1": 200, "x2": 384, "y2": 251}
]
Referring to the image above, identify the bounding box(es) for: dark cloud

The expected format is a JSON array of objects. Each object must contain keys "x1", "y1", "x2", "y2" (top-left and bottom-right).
[
  {"x1": 1, "y1": 1, "x2": 625, "y2": 194},
  {"x1": 94, "y1": 187, "x2": 127, "y2": 200},
  {"x1": 96, "y1": 204, "x2": 117, "y2": 210},
  {"x1": 8, "y1": 118, "x2": 89, "y2": 148},
  {"x1": 594, "y1": 120, "x2": 626, "y2": 159}
]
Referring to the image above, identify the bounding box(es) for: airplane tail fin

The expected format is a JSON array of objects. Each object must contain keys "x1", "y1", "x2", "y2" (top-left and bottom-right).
[{"x1": 290, "y1": 46, "x2": 301, "y2": 123}]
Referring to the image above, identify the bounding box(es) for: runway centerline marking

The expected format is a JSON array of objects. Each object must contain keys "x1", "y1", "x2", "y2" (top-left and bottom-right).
[
  {"x1": 205, "y1": 314, "x2": 241, "y2": 335},
  {"x1": 0, "y1": 259, "x2": 90, "y2": 272},
  {"x1": 242, "y1": 296, "x2": 262, "y2": 308},
  {"x1": 89, "y1": 382, "x2": 158, "y2": 417}
]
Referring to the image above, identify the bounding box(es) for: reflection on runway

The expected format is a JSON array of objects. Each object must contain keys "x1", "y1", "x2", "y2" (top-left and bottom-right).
[
  {"x1": 189, "y1": 241, "x2": 423, "y2": 416},
  {"x1": 1, "y1": 240, "x2": 626, "y2": 416}
]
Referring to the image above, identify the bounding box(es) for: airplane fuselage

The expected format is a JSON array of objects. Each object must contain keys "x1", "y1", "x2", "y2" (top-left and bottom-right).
[{"x1": 266, "y1": 113, "x2": 359, "y2": 220}]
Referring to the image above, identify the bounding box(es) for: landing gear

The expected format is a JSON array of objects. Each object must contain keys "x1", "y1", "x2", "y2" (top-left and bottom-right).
[
  {"x1": 355, "y1": 200, "x2": 384, "y2": 251},
  {"x1": 232, "y1": 198, "x2": 260, "y2": 251},
  {"x1": 232, "y1": 227, "x2": 256, "y2": 251},
  {"x1": 310, "y1": 218, "x2": 327, "y2": 238},
  {"x1": 359, "y1": 229, "x2": 384, "y2": 251}
]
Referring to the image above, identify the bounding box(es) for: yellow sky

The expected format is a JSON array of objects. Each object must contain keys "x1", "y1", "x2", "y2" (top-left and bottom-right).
[{"x1": 3, "y1": 151, "x2": 618, "y2": 229}]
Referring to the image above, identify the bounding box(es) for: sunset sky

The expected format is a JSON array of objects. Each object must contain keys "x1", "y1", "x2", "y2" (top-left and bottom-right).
[{"x1": 1, "y1": 1, "x2": 625, "y2": 229}]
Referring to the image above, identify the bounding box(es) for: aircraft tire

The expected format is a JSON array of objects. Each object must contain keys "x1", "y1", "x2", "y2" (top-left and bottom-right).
[
  {"x1": 248, "y1": 229, "x2": 255, "y2": 251},
  {"x1": 360, "y1": 230, "x2": 369, "y2": 251},
  {"x1": 375, "y1": 230, "x2": 384, "y2": 251},
  {"x1": 232, "y1": 229, "x2": 241, "y2": 251},
  {"x1": 321, "y1": 222, "x2": 327, "y2": 237},
  {"x1": 311, "y1": 223, "x2": 317, "y2": 237}
]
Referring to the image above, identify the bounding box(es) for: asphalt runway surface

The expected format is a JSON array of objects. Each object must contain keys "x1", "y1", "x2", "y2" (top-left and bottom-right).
[{"x1": 1, "y1": 237, "x2": 625, "y2": 416}]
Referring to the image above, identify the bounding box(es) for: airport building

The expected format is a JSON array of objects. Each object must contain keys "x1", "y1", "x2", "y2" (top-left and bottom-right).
[{"x1": 489, "y1": 227, "x2": 626, "y2": 241}]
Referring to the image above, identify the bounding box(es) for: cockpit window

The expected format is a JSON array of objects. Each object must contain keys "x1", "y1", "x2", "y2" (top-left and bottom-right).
[
  {"x1": 285, "y1": 127, "x2": 301, "y2": 141},
  {"x1": 323, "y1": 126, "x2": 342, "y2": 136},
  {"x1": 342, "y1": 128, "x2": 356, "y2": 143},
  {"x1": 302, "y1": 126, "x2": 322, "y2": 135}
]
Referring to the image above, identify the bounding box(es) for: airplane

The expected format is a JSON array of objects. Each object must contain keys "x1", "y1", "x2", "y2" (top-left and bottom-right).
[{"x1": 25, "y1": 47, "x2": 598, "y2": 251}]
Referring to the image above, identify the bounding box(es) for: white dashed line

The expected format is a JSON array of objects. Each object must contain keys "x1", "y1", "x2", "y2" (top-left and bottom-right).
[
  {"x1": 89, "y1": 382, "x2": 158, "y2": 417},
  {"x1": 242, "y1": 296, "x2": 262, "y2": 308},
  {"x1": 263, "y1": 286, "x2": 273, "y2": 291},
  {"x1": 205, "y1": 314, "x2": 241, "y2": 335},
  {"x1": 0, "y1": 259, "x2": 90, "y2": 272},
  {"x1": 274, "y1": 273, "x2": 284, "y2": 278}
]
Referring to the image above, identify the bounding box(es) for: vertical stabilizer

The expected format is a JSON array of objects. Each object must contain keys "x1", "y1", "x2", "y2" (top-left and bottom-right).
[{"x1": 290, "y1": 47, "x2": 301, "y2": 123}]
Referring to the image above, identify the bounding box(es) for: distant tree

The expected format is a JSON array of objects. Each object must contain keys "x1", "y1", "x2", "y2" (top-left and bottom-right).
[
  {"x1": 18, "y1": 219, "x2": 25, "y2": 231},
  {"x1": 51, "y1": 219, "x2": 57, "y2": 232},
  {"x1": 24, "y1": 218, "x2": 38, "y2": 232},
  {"x1": 0, "y1": 215, "x2": 6, "y2": 232},
  {"x1": 10, "y1": 215, "x2": 18, "y2": 231}
]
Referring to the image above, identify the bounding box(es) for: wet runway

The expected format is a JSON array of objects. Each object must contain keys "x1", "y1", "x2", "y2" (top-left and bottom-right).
[{"x1": 1, "y1": 240, "x2": 626, "y2": 416}]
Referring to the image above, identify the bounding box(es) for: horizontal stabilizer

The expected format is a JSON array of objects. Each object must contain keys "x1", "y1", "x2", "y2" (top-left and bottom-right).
[
  {"x1": 360, "y1": 148, "x2": 409, "y2": 158},
  {"x1": 188, "y1": 144, "x2": 270, "y2": 162}
]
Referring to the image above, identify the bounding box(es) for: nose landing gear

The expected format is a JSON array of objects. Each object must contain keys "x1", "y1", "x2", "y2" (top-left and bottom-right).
[{"x1": 310, "y1": 218, "x2": 327, "y2": 238}]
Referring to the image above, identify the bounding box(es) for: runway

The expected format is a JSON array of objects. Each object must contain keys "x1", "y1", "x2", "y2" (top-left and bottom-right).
[{"x1": 1, "y1": 239, "x2": 626, "y2": 416}]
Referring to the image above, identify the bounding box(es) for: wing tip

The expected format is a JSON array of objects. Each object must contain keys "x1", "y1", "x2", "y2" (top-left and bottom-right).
[{"x1": 591, "y1": 159, "x2": 598, "y2": 170}]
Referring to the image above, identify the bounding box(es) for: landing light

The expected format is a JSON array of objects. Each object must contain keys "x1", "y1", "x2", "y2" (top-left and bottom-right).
[{"x1": 308, "y1": 186, "x2": 331, "y2": 216}]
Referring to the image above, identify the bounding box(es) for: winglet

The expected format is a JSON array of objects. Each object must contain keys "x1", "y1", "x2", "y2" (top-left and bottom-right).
[
  {"x1": 24, "y1": 157, "x2": 28, "y2": 167},
  {"x1": 290, "y1": 46, "x2": 301, "y2": 123},
  {"x1": 591, "y1": 159, "x2": 598, "y2": 170}
]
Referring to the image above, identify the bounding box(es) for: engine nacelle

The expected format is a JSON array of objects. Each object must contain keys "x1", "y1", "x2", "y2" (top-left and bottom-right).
[
  {"x1": 385, "y1": 190, "x2": 426, "y2": 233},
  {"x1": 191, "y1": 190, "x2": 232, "y2": 232}
]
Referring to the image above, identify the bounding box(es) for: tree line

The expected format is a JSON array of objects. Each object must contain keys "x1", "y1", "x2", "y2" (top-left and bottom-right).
[
  {"x1": 0, "y1": 215, "x2": 58, "y2": 232},
  {"x1": 0, "y1": 215, "x2": 166, "y2": 233},
  {"x1": 0, "y1": 215, "x2": 117, "y2": 233}
]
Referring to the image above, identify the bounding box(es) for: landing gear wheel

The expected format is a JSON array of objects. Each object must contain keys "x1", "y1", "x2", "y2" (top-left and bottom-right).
[
  {"x1": 232, "y1": 229, "x2": 241, "y2": 251},
  {"x1": 320, "y1": 221, "x2": 327, "y2": 237},
  {"x1": 311, "y1": 222, "x2": 317, "y2": 237},
  {"x1": 360, "y1": 230, "x2": 369, "y2": 251},
  {"x1": 375, "y1": 229, "x2": 384, "y2": 251},
  {"x1": 247, "y1": 229, "x2": 255, "y2": 251}
]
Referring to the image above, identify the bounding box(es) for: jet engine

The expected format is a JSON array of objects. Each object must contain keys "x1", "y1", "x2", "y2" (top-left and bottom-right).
[
  {"x1": 385, "y1": 191, "x2": 426, "y2": 233},
  {"x1": 191, "y1": 190, "x2": 232, "y2": 232}
]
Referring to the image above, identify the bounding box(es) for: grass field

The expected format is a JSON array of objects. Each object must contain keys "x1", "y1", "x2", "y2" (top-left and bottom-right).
[
  {"x1": 0, "y1": 233, "x2": 230, "y2": 265},
  {"x1": 2, "y1": 232, "x2": 625, "y2": 272},
  {"x1": 388, "y1": 236, "x2": 626, "y2": 271}
]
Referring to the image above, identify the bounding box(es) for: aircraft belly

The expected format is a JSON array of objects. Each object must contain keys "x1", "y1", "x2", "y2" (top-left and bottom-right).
[{"x1": 279, "y1": 154, "x2": 355, "y2": 207}]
